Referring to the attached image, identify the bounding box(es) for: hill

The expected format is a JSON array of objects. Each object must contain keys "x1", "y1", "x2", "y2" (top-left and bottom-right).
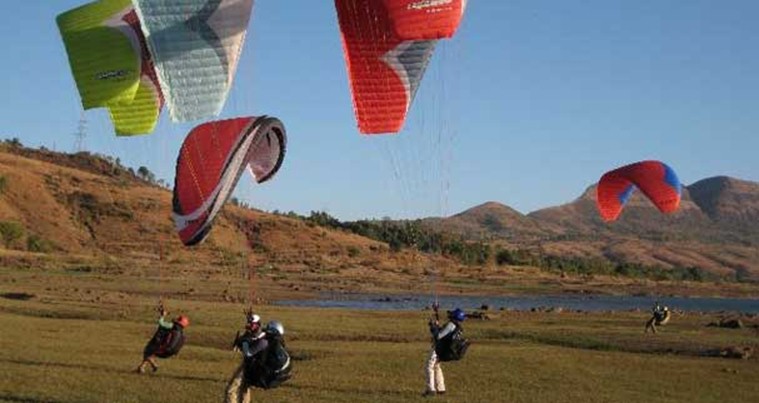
[
  {"x1": 423, "y1": 201, "x2": 545, "y2": 240},
  {"x1": 432, "y1": 177, "x2": 759, "y2": 280},
  {"x1": 1, "y1": 140, "x2": 757, "y2": 296},
  {"x1": 0, "y1": 141, "x2": 456, "y2": 299}
]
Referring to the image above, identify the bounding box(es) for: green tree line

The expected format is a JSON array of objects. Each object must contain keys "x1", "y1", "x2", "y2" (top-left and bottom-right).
[{"x1": 275, "y1": 210, "x2": 739, "y2": 283}]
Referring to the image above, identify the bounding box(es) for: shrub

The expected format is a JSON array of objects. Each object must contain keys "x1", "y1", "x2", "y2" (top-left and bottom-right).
[
  {"x1": 495, "y1": 248, "x2": 535, "y2": 266},
  {"x1": 0, "y1": 221, "x2": 25, "y2": 248},
  {"x1": 347, "y1": 246, "x2": 361, "y2": 257},
  {"x1": 495, "y1": 249, "x2": 515, "y2": 265},
  {"x1": 482, "y1": 214, "x2": 504, "y2": 232},
  {"x1": 27, "y1": 234, "x2": 55, "y2": 253},
  {"x1": 4, "y1": 137, "x2": 23, "y2": 147},
  {"x1": 137, "y1": 166, "x2": 156, "y2": 183}
]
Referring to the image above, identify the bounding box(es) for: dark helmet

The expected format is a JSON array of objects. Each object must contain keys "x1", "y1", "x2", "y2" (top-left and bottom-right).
[
  {"x1": 266, "y1": 320, "x2": 284, "y2": 336},
  {"x1": 449, "y1": 308, "x2": 466, "y2": 322},
  {"x1": 175, "y1": 315, "x2": 190, "y2": 328}
]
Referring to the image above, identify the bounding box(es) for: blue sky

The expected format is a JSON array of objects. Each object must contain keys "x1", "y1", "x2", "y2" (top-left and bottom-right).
[{"x1": 2, "y1": 1, "x2": 757, "y2": 220}]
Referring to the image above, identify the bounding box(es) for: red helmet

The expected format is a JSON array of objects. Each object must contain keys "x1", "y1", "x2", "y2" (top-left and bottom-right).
[{"x1": 175, "y1": 315, "x2": 190, "y2": 328}]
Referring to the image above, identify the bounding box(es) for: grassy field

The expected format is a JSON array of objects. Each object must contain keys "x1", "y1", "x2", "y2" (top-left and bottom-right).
[{"x1": 1, "y1": 264, "x2": 758, "y2": 403}]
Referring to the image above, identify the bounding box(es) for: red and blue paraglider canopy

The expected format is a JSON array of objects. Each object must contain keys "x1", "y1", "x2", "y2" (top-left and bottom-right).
[{"x1": 596, "y1": 160, "x2": 682, "y2": 222}]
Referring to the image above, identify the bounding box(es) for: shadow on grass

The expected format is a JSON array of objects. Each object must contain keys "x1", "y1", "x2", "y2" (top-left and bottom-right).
[
  {"x1": 295, "y1": 334, "x2": 421, "y2": 343},
  {"x1": 0, "y1": 306, "x2": 95, "y2": 321},
  {"x1": 478, "y1": 329, "x2": 707, "y2": 357},
  {"x1": 2, "y1": 359, "x2": 223, "y2": 383},
  {"x1": 283, "y1": 383, "x2": 414, "y2": 398},
  {"x1": 0, "y1": 393, "x2": 63, "y2": 403},
  {"x1": 0, "y1": 292, "x2": 35, "y2": 301},
  {"x1": 289, "y1": 349, "x2": 331, "y2": 362}
]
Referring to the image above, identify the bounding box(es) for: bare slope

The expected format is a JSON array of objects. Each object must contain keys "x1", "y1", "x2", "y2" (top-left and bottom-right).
[
  {"x1": 0, "y1": 145, "x2": 450, "y2": 291},
  {"x1": 435, "y1": 179, "x2": 759, "y2": 278},
  {"x1": 2, "y1": 143, "x2": 757, "y2": 282}
]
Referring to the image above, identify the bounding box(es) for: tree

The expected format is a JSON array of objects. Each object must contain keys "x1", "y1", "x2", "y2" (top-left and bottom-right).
[
  {"x1": 137, "y1": 166, "x2": 156, "y2": 183},
  {"x1": 482, "y1": 214, "x2": 504, "y2": 232},
  {"x1": 0, "y1": 221, "x2": 25, "y2": 248},
  {"x1": 307, "y1": 211, "x2": 341, "y2": 228},
  {"x1": 495, "y1": 249, "x2": 515, "y2": 265},
  {"x1": 5, "y1": 137, "x2": 22, "y2": 148}
]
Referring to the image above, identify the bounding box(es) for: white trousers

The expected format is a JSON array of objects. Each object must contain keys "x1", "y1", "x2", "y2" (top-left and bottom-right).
[
  {"x1": 225, "y1": 362, "x2": 251, "y2": 403},
  {"x1": 425, "y1": 348, "x2": 445, "y2": 392}
]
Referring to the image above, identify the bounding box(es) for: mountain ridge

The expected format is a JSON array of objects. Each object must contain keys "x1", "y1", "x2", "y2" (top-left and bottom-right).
[
  {"x1": 432, "y1": 175, "x2": 759, "y2": 279},
  {"x1": 1, "y1": 141, "x2": 757, "y2": 282}
]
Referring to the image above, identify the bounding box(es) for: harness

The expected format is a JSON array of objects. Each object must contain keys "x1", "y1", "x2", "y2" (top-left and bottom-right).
[
  {"x1": 244, "y1": 332, "x2": 292, "y2": 389},
  {"x1": 435, "y1": 323, "x2": 470, "y2": 362},
  {"x1": 155, "y1": 327, "x2": 185, "y2": 358}
]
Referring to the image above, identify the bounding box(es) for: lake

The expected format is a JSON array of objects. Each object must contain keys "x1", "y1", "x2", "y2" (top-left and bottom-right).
[{"x1": 276, "y1": 293, "x2": 759, "y2": 314}]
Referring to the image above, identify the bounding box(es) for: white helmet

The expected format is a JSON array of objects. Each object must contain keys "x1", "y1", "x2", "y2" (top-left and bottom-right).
[
  {"x1": 267, "y1": 320, "x2": 284, "y2": 335},
  {"x1": 246, "y1": 314, "x2": 261, "y2": 329}
]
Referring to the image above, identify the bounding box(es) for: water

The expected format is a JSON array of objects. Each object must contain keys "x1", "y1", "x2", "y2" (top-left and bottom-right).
[{"x1": 276, "y1": 293, "x2": 759, "y2": 314}]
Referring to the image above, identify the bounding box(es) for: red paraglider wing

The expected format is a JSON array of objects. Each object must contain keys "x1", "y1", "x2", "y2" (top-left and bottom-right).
[
  {"x1": 383, "y1": 0, "x2": 466, "y2": 39},
  {"x1": 172, "y1": 117, "x2": 286, "y2": 246},
  {"x1": 335, "y1": 0, "x2": 465, "y2": 134},
  {"x1": 596, "y1": 160, "x2": 682, "y2": 222}
]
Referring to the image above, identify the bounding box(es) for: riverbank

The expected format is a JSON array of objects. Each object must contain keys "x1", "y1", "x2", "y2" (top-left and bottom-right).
[
  {"x1": 3, "y1": 249, "x2": 759, "y2": 303},
  {"x1": 275, "y1": 292, "x2": 759, "y2": 314},
  {"x1": 2, "y1": 297, "x2": 758, "y2": 402},
  {"x1": 2, "y1": 262, "x2": 759, "y2": 402}
]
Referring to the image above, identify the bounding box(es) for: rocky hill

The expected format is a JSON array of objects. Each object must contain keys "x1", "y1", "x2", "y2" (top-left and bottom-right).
[
  {"x1": 1, "y1": 141, "x2": 757, "y2": 284},
  {"x1": 0, "y1": 142, "x2": 450, "y2": 297},
  {"x1": 430, "y1": 177, "x2": 759, "y2": 280}
]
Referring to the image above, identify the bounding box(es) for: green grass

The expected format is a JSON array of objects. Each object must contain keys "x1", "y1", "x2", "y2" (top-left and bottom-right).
[{"x1": 1, "y1": 265, "x2": 758, "y2": 403}]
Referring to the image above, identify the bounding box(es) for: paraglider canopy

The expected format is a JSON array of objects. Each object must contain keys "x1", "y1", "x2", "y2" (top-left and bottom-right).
[
  {"x1": 57, "y1": 0, "x2": 255, "y2": 135},
  {"x1": 334, "y1": 0, "x2": 467, "y2": 134},
  {"x1": 131, "y1": 0, "x2": 254, "y2": 122},
  {"x1": 56, "y1": 0, "x2": 164, "y2": 135},
  {"x1": 172, "y1": 116, "x2": 287, "y2": 246},
  {"x1": 596, "y1": 160, "x2": 682, "y2": 222}
]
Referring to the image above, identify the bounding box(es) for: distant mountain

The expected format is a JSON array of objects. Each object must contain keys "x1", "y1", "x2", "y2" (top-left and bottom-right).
[
  {"x1": 428, "y1": 176, "x2": 759, "y2": 279},
  {"x1": 423, "y1": 201, "x2": 544, "y2": 240},
  {"x1": 528, "y1": 185, "x2": 712, "y2": 241},
  {"x1": 688, "y1": 176, "x2": 759, "y2": 228},
  {"x1": 2, "y1": 141, "x2": 757, "y2": 282}
]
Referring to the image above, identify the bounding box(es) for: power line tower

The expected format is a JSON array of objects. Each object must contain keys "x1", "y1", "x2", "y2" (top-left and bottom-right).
[{"x1": 73, "y1": 112, "x2": 87, "y2": 153}]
